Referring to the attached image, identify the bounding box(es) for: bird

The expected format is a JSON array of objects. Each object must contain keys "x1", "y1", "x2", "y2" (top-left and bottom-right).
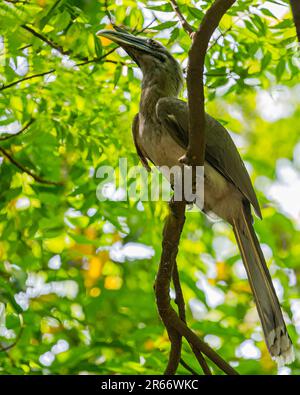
[{"x1": 97, "y1": 28, "x2": 294, "y2": 366}]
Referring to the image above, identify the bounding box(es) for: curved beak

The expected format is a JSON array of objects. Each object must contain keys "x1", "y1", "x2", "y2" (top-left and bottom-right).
[{"x1": 96, "y1": 29, "x2": 161, "y2": 66}]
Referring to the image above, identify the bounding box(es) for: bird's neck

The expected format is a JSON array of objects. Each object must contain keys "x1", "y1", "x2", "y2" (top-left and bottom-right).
[{"x1": 139, "y1": 73, "x2": 180, "y2": 119}]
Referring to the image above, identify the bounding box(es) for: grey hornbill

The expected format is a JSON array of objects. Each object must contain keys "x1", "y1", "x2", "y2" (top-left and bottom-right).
[{"x1": 97, "y1": 29, "x2": 294, "y2": 365}]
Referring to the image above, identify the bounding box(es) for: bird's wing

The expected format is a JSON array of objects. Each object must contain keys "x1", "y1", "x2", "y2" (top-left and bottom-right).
[
  {"x1": 132, "y1": 114, "x2": 151, "y2": 172},
  {"x1": 156, "y1": 97, "x2": 262, "y2": 218}
]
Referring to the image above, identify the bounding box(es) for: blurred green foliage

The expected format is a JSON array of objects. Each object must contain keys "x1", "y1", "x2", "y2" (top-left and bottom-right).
[{"x1": 0, "y1": 0, "x2": 299, "y2": 375}]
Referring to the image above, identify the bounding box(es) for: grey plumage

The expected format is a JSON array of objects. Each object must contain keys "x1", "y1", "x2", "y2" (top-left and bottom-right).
[
  {"x1": 233, "y1": 203, "x2": 293, "y2": 364},
  {"x1": 97, "y1": 29, "x2": 294, "y2": 365},
  {"x1": 156, "y1": 97, "x2": 262, "y2": 218}
]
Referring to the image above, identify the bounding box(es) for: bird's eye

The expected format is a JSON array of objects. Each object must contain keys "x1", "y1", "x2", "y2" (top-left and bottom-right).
[{"x1": 147, "y1": 39, "x2": 160, "y2": 48}]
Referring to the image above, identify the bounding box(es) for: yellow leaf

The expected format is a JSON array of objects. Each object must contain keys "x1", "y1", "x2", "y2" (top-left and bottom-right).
[
  {"x1": 112, "y1": 233, "x2": 122, "y2": 243},
  {"x1": 208, "y1": 278, "x2": 216, "y2": 286},
  {"x1": 84, "y1": 225, "x2": 97, "y2": 240},
  {"x1": 75, "y1": 95, "x2": 85, "y2": 111},
  {"x1": 40, "y1": 317, "x2": 62, "y2": 334},
  {"x1": 37, "y1": 0, "x2": 47, "y2": 7},
  {"x1": 0, "y1": 242, "x2": 7, "y2": 259},
  {"x1": 87, "y1": 256, "x2": 103, "y2": 280},
  {"x1": 220, "y1": 14, "x2": 232, "y2": 30},
  {"x1": 43, "y1": 25, "x2": 54, "y2": 33},
  {"x1": 71, "y1": 242, "x2": 94, "y2": 257},
  {"x1": 144, "y1": 339, "x2": 155, "y2": 351},
  {"x1": 32, "y1": 241, "x2": 41, "y2": 258},
  {"x1": 260, "y1": 344, "x2": 275, "y2": 371},
  {"x1": 90, "y1": 287, "x2": 101, "y2": 297},
  {"x1": 44, "y1": 234, "x2": 66, "y2": 253},
  {"x1": 84, "y1": 252, "x2": 110, "y2": 287},
  {"x1": 232, "y1": 281, "x2": 251, "y2": 293},
  {"x1": 10, "y1": 96, "x2": 23, "y2": 112},
  {"x1": 104, "y1": 275, "x2": 122, "y2": 290},
  {"x1": 216, "y1": 261, "x2": 230, "y2": 281},
  {"x1": 87, "y1": 34, "x2": 95, "y2": 55}
]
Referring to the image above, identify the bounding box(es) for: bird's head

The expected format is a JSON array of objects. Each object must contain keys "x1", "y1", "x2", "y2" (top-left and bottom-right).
[{"x1": 97, "y1": 29, "x2": 183, "y2": 95}]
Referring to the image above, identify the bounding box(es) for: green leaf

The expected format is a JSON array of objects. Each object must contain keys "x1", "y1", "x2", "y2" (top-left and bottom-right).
[
  {"x1": 261, "y1": 51, "x2": 272, "y2": 70},
  {"x1": 187, "y1": 6, "x2": 203, "y2": 19},
  {"x1": 152, "y1": 21, "x2": 178, "y2": 31},
  {"x1": 271, "y1": 19, "x2": 293, "y2": 29},
  {"x1": 94, "y1": 36, "x2": 102, "y2": 58},
  {"x1": 147, "y1": 3, "x2": 173, "y2": 12},
  {"x1": 168, "y1": 27, "x2": 180, "y2": 44},
  {"x1": 275, "y1": 57, "x2": 286, "y2": 80},
  {"x1": 260, "y1": 8, "x2": 278, "y2": 19},
  {"x1": 114, "y1": 64, "x2": 122, "y2": 87}
]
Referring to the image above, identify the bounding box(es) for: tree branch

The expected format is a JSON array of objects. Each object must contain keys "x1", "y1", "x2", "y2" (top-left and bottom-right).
[
  {"x1": 156, "y1": 0, "x2": 239, "y2": 376},
  {"x1": 0, "y1": 70, "x2": 55, "y2": 91},
  {"x1": 0, "y1": 147, "x2": 62, "y2": 186},
  {"x1": 0, "y1": 49, "x2": 119, "y2": 92},
  {"x1": 173, "y1": 262, "x2": 212, "y2": 375},
  {"x1": 21, "y1": 24, "x2": 119, "y2": 65},
  {"x1": 104, "y1": 0, "x2": 114, "y2": 25},
  {"x1": 155, "y1": 199, "x2": 238, "y2": 375},
  {"x1": 0, "y1": 314, "x2": 24, "y2": 353},
  {"x1": 179, "y1": 358, "x2": 198, "y2": 375},
  {"x1": 15, "y1": 23, "x2": 150, "y2": 88},
  {"x1": 21, "y1": 24, "x2": 71, "y2": 56},
  {"x1": 155, "y1": 199, "x2": 186, "y2": 375},
  {"x1": 0, "y1": 118, "x2": 34, "y2": 141},
  {"x1": 169, "y1": 0, "x2": 194, "y2": 36},
  {"x1": 4, "y1": 0, "x2": 29, "y2": 4},
  {"x1": 135, "y1": 18, "x2": 157, "y2": 35},
  {"x1": 289, "y1": 0, "x2": 300, "y2": 42},
  {"x1": 180, "y1": 0, "x2": 236, "y2": 166},
  {"x1": 167, "y1": 307, "x2": 238, "y2": 375},
  {"x1": 74, "y1": 48, "x2": 117, "y2": 67}
]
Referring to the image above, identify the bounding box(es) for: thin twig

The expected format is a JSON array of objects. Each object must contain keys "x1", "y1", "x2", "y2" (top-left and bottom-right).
[
  {"x1": 0, "y1": 147, "x2": 62, "y2": 186},
  {"x1": 104, "y1": 0, "x2": 114, "y2": 25},
  {"x1": 0, "y1": 49, "x2": 119, "y2": 92},
  {"x1": 0, "y1": 70, "x2": 55, "y2": 91},
  {"x1": 0, "y1": 118, "x2": 34, "y2": 141},
  {"x1": 192, "y1": 346, "x2": 212, "y2": 375},
  {"x1": 169, "y1": 0, "x2": 194, "y2": 36},
  {"x1": 105, "y1": 59, "x2": 129, "y2": 66},
  {"x1": 18, "y1": 23, "x2": 151, "y2": 79},
  {"x1": 21, "y1": 24, "x2": 70, "y2": 56},
  {"x1": 74, "y1": 48, "x2": 117, "y2": 67},
  {"x1": 179, "y1": 358, "x2": 198, "y2": 375},
  {"x1": 171, "y1": 263, "x2": 186, "y2": 374},
  {"x1": 168, "y1": 307, "x2": 238, "y2": 375},
  {"x1": 4, "y1": 0, "x2": 29, "y2": 4},
  {"x1": 136, "y1": 18, "x2": 157, "y2": 35},
  {"x1": 172, "y1": 263, "x2": 186, "y2": 322},
  {"x1": 173, "y1": 256, "x2": 211, "y2": 375},
  {"x1": 19, "y1": 44, "x2": 32, "y2": 52},
  {"x1": 0, "y1": 315, "x2": 24, "y2": 353},
  {"x1": 209, "y1": 14, "x2": 243, "y2": 50},
  {"x1": 209, "y1": 26, "x2": 232, "y2": 50},
  {"x1": 21, "y1": 24, "x2": 93, "y2": 62},
  {"x1": 22, "y1": 24, "x2": 129, "y2": 65}
]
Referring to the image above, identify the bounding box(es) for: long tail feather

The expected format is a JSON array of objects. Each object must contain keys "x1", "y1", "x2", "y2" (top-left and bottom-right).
[{"x1": 232, "y1": 203, "x2": 294, "y2": 366}]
